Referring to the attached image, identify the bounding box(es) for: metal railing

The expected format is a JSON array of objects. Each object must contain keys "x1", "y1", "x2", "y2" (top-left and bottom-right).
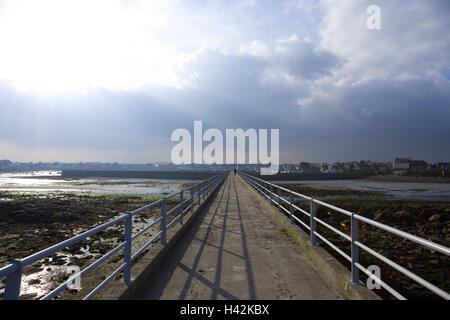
[
  {"x1": 238, "y1": 171, "x2": 450, "y2": 300},
  {"x1": 0, "y1": 172, "x2": 227, "y2": 300}
]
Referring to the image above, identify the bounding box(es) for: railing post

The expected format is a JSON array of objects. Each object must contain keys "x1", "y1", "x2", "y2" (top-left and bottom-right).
[
  {"x1": 123, "y1": 212, "x2": 132, "y2": 285},
  {"x1": 201, "y1": 182, "x2": 204, "y2": 200},
  {"x1": 351, "y1": 213, "x2": 360, "y2": 284},
  {"x1": 270, "y1": 184, "x2": 273, "y2": 206},
  {"x1": 4, "y1": 260, "x2": 23, "y2": 300},
  {"x1": 197, "y1": 184, "x2": 201, "y2": 205},
  {"x1": 190, "y1": 187, "x2": 194, "y2": 214},
  {"x1": 289, "y1": 192, "x2": 294, "y2": 225},
  {"x1": 310, "y1": 199, "x2": 318, "y2": 246},
  {"x1": 278, "y1": 188, "x2": 281, "y2": 214},
  {"x1": 179, "y1": 190, "x2": 184, "y2": 225},
  {"x1": 201, "y1": 182, "x2": 205, "y2": 200},
  {"x1": 160, "y1": 198, "x2": 167, "y2": 245}
]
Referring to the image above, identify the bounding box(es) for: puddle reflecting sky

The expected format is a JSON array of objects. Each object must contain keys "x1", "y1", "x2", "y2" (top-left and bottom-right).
[
  {"x1": 0, "y1": 171, "x2": 195, "y2": 196},
  {"x1": 275, "y1": 180, "x2": 450, "y2": 202}
]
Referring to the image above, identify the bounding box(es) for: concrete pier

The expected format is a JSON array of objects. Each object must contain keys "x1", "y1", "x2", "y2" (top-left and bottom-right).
[{"x1": 134, "y1": 173, "x2": 344, "y2": 300}]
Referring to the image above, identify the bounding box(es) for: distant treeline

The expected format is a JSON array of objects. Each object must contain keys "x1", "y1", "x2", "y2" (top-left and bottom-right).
[
  {"x1": 61, "y1": 170, "x2": 221, "y2": 180},
  {"x1": 244, "y1": 172, "x2": 372, "y2": 181}
]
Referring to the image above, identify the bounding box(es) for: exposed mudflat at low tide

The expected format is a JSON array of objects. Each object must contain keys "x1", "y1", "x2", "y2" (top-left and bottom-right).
[
  {"x1": 0, "y1": 171, "x2": 195, "y2": 196},
  {"x1": 0, "y1": 172, "x2": 448, "y2": 299},
  {"x1": 277, "y1": 179, "x2": 450, "y2": 202},
  {"x1": 0, "y1": 172, "x2": 193, "y2": 299}
]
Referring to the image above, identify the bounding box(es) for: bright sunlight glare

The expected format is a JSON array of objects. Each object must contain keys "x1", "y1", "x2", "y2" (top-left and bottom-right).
[{"x1": 0, "y1": 0, "x2": 181, "y2": 94}]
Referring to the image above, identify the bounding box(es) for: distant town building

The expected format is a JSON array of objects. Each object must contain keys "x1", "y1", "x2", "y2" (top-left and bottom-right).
[
  {"x1": 409, "y1": 160, "x2": 428, "y2": 173},
  {"x1": 393, "y1": 157, "x2": 411, "y2": 174},
  {"x1": 329, "y1": 162, "x2": 342, "y2": 173},
  {"x1": 320, "y1": 163, "x2": 329, "y2": 173},
  {"x1": 437, "y1": 162, "x2": 450, "y2": 171}
]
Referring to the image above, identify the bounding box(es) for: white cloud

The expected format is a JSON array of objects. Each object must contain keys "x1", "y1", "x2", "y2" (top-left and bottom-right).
[
  {"x1": 294, "y1": 0, "x2": 450, "y2": 109},
  {"x1": 319, "y1": 0, "x2": 450, "y2": 80},
  {"x1": 238, "y1": 0, "x2": 257, "y2": 8},
  {"x1": 239, "y1": 33, "x2": 343, "y2": 90},
  {"x1": 239, "y1": 40, "x2": 271, "y2": 58}
]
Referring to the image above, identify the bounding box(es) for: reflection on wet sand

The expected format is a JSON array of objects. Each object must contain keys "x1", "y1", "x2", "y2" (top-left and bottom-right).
[
  {"x1": 0, "y1": 172, "x2": 193, "y2": 299},
  {"x1": 0, "y1": 171, "x2": 195, "y2": 196}
]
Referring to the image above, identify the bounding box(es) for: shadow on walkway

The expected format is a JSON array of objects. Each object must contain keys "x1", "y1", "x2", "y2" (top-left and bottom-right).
[{"x1": 136, "y1": 174, "x2": 257, "y2": 300}]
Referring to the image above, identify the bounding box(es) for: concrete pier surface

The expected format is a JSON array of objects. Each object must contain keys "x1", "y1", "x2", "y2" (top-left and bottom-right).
[{"x1": 133, "y1": 173, "x2": 344, "y2": 300}]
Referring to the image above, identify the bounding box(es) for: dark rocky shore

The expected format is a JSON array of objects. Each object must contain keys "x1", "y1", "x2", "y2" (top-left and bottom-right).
[
  {"x1": 279, "y1": 184, "x2": 449, "y2": 300},
  {"x1": 0, "y1": 191, "x2": 180, "y2": 299}
]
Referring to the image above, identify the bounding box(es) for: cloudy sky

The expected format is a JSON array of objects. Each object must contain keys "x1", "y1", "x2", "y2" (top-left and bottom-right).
[{"x1": 0, "y1": 0, "x2": 449, "y2": 163}]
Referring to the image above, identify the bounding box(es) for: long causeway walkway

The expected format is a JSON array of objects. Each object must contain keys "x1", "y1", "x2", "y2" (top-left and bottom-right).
[{"x1": 134, "y1": 173, "x2": 343, "y2": 300}]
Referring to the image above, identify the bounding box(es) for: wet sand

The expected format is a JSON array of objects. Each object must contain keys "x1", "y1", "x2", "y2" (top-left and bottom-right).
[{"x1": 0, "y1": 190, "x2": 183, "y2": 299}]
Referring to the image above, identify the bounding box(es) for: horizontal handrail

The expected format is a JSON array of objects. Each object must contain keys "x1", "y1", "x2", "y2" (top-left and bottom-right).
[
  {"x1": 244, "y1": 172, "x2": 312, "y2": 200},
  {"x1": 355, "y1": 241, "x2": 449, "y2": 299},
  {"x1": 353, "y1": 214, "x2": 450, "y2": 255},
  {"x1": 83, "y1": 263, "x2": 127, "y2": 300},
  {"x1": 22, "y1": 215, "x2": 128, "y2": 266},
  {"x1": 238, "y1": 171, "x2": 450, "y2": 300},
  {"x1": 166, "y1": 202, "x2": 182, "y2": 216},
  {"x1": 355, "y1": 262, "x2": 406, "y2": 300},
  {"x1": 314, "y1": 217, "x2": 351, "y2": 242},
  {"x1": 0, "y1": 172, "x2": 227, "y2": 300},
  {"x1": 313, "y1": 199, "x2": 353, "y2": 217},
  {"x1": 42, "y1": 241, "x2": 128, "y2": 300},
  {"x1": 314, "y1": 231, "x2": 352, "y2": 262},
  {"x1": 131, "y1": 231, "x2": 164, "y2": 261},
  {"x1": 129, "y1": 198, "x2": 165, "y2": 216},
  {"x1": 0, "y1": 264, "x2": 17, "y2": 279},
  {"x1": 131, "y1": 217, "x2": 162, "y2": 241}
]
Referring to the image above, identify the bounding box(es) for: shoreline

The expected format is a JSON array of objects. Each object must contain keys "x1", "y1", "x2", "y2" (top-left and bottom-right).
[
  {"x1": 363, "y1": 175, "x2": 450, "y2": 184},
  {"x1": 250, "y1": 172, "x2": 450, "y2": 184}
]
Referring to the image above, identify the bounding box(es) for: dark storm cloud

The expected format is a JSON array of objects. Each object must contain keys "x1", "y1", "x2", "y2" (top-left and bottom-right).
[
  {"x1": 276, "y1": 38, "x2": 344, "y2": 80},
  {"x1": 281, "y1": 77, "x2": 450, "y2": 161}
]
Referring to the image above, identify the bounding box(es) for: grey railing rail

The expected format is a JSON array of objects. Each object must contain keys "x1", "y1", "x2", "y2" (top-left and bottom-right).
[
  {"x1": 0, "y1": 172, "x2": 227, "y2": 300},
  {"x1": 238, "y1": 171, "x2": 450, "y2": 300}
]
